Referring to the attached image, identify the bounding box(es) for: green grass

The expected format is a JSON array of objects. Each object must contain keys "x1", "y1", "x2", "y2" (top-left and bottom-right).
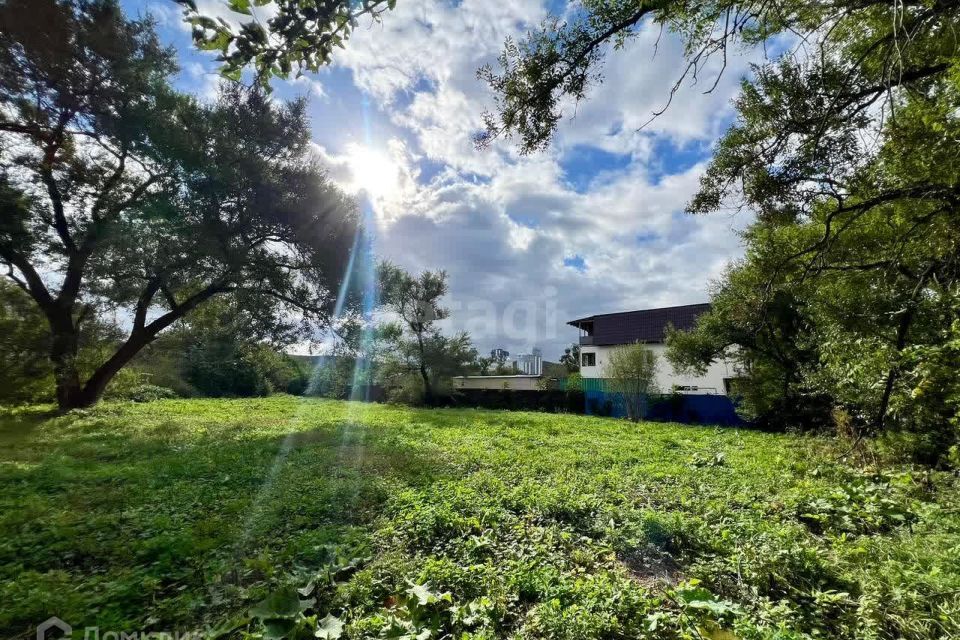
[{"x1": 1, "y1": 397, "x2": 958, "y2": 640}]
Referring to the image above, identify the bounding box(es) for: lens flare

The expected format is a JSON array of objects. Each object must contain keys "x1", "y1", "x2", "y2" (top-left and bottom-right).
[{"x1": 345, "y1": 143, "x2": 400, "y2": 201}]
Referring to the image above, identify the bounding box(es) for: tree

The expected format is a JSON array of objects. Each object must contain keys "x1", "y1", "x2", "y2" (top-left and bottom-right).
[
  {"x1": 377, "y1": 264, "x2": 476, "y2": 403},
  {"x1": 606, "y1": 343, "x2": 659, "y2": 422},
  {"x1": 472, "y1": 355, "x2": 493, "y2": 376},
  {"x1": 0, "y1": 0, "x2": 357, "y2": 410},
  {"x1": 559, "y1": 343, "x2": 580, "y2": 373},
  {"x1": 483, "y1": 0, "x2": 960, "y2": 451},
  {"x1": 377, "y1": 326, "x2": 477, "y2": 404},
  {"x1": 377, "y1": 263, "x2": 448, "y2": 402},
  {"x1": 479, "y1": 2, "x2": 958, "y2": 153},
  {"x1": 665, "y1": 269, "x2": 832, "y2": 430},
  {"x1": 306, "y1": 354, "x2": 360, "y2": 399},
  {"x1": 0, "y1": 280, "x2": 121, "y2": 404},
  {"x1": 173, "y1": 0, "x2": 397, "y2": 85},
  {"x1": 133, "y1": 297, "x2": 308, "y2": 398}
]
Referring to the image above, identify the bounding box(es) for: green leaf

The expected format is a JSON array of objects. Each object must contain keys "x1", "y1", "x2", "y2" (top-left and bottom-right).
[
  {"x1": 686, "y1": 599, "x2": 742, "y2": 617},
  {"x1": 315, "y1": 614, "x2": 344, "y2": 639},
  {"x1": 227, "y1": 0, "x2": 252, "y2": 15},
  {"x1": 222, "y1": 66, "x2": 242, "y2": 82},
  {"x1": 186, "y1": 15, "x2": 219, "y2": 30},
  {"x1": 250, "y1": 587, "x2": 304, "y2": 619},
  {"x1": 406, "y1": 582, "x2": 437, "y2": 606},
  {"x1": 205, "y1": 616, "x2": 250, "y2": 639},
  {"x1": 262, "y1": 618, "x2": 296, "y2": 640}
]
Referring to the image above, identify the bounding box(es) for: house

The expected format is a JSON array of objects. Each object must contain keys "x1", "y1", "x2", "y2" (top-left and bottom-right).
[
  {"x1": 568, "y1": 303, "x2": 738, "y2": 395},
  {"x1": 452, "y1": 375, "x2": 543, "y2": 391}
]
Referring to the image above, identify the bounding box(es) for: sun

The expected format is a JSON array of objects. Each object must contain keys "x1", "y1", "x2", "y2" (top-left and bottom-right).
[{"x1": 344, "y1": 143, "x2": 401, "y2": 201}]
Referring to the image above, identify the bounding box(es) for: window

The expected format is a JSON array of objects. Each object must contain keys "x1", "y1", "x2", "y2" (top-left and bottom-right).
[
  {"x1": 581, "y1": 352, "x2": 596, "y2": 367},
  {"x1": 724, "y1": 378, "x2": 742, "y2": 395}
]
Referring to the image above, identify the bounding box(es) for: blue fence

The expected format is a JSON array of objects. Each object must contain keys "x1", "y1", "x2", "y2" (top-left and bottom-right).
[{"x1": 577, "y1": 379, "x2": 744, "y2": 426}]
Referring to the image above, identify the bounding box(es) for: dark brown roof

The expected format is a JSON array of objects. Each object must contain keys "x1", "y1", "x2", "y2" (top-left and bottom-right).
[{"x1": 568, "y1": 303, "x2": 710, "y2": 345}]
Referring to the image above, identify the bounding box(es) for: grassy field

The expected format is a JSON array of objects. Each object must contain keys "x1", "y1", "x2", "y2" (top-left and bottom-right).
[{"x1": 1, "y1": 397, "x2": 958, "y2": 640}]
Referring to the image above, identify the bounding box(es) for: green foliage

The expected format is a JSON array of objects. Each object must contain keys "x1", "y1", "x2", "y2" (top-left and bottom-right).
[
  {"x1": 306, "y1": 357, "x2": 360, "y2": 399},
  {"x1": 1, "y1": 397, "x2": 958, "y2": 639},
  {"x1": 0, "y1": 281, "x2": 125, "y2": 405},
  {"x1": 484, "y1": 0, "x2": 960, "y2": 461},
  {"x1": 127, "y1": 300, "x2": 309, "y2": 399},
  {"x1": 0, "y1": 280, "x2": 55, "y2": 404},
  {"x1": 174, "y1": 0, "x2": 398, "y2": 86},
  {"x1": 102, "y1": 368, "x2": 177, "y2": 402},
  {"x1": 0, "y1": 0, "x2": 357, "y2": 409},
  {"x1": 376, "y1": 264, "x2": 477, "y2": 403},
  {"x1": 559, "y1": 343, "x2": 581, "y2": 373},
  {"x1": 666, "y1": 277, "x2": 833, "y2": 430},
  {"x1": 880, "y1": 319, "x2": 960, "y2": 465},
  {"x1": 605, "y1": 343, "x2": 659, "y2": 421}
]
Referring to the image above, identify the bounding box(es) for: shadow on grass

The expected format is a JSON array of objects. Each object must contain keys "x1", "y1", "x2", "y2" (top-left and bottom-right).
[
  {"x1": 0, "y1": 402, "x2": 456, "y2": 635},
  {"x1": 0, "y1": 404, "x2": 59, "y2": 445}
]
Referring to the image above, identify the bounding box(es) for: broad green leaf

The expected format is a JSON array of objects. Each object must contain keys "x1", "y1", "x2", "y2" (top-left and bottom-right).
[
  {"x1": 227, "y1": 0, "x2": 252, "y2": 15},
  {"x1": 406, "y1": 582, "x2": 436, "y2": 606},
  {"x1": 250, "y1": 587, "x2": 303, "y2": 619},
  {"x1": 315, "y1": 614, "x2": 344, "y2": 639}
]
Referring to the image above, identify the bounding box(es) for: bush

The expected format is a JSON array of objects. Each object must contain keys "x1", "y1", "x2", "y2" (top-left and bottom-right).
[
  {"x1": 114, "y1": 384, "x2": 177, "y2": 403},
  {"x1": 307, "y1": 356, "x2": 357, "y2": 398},
  {"x1": 883, "y1": 320, "x2": 960, "y2": 466},
  {"x1": 104, "y1": 370, "x2": 177, "y2": 402},
  {"x1": 387, "y1": 373, "x2": 428, "y2": 405}
]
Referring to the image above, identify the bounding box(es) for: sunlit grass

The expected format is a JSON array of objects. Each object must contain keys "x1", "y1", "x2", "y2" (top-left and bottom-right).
[{"x1": 1, "y1": 397, "x2": 957, "y2": 639}]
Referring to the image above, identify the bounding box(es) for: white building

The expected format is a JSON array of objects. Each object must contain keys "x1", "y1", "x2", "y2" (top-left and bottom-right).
[
  {"x1": 452, "y1": 375, "x2": 543, "y2": 391},
  {"x1": 513, "y1": 351, "x2": 543, "y2": 376},
  {"x1": 568, "y1": 304, "x2": 739, "y2": 395}
]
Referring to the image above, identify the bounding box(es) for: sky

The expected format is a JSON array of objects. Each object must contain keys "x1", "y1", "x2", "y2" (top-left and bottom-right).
[{"x1": 122, "y1": 0, "x2": 756, "y2": 361}]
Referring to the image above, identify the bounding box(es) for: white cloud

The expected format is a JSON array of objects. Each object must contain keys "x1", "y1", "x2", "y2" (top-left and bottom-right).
[
  {"x1": 553, "y1": 22, "x2": 753, "y2": 154},
  {"x1": 124, "y1": 0, "x2": 744, "y2": 359},
  {"x1": 133, "y1": 0, "x2": 758, "y2": 359},
  {"x1": 294, "y1": 1, "x2": 759, "y2": 359},
  {"x1": 182, "y1": 62, "x2": 222, "y2": 101}
]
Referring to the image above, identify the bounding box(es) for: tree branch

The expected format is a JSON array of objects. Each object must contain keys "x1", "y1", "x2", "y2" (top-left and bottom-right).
[{"x1": 0, "y1": 246, "x2": 53, "y2": 310}]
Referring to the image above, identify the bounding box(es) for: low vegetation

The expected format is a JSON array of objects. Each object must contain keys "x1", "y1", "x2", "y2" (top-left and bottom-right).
[{"x1": 2, "y1": 397, "x2": 958, "y2": 639}]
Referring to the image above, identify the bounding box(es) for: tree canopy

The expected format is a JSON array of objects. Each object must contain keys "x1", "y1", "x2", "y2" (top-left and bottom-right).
[
  {"x1": 605, "y1": 342, "x2": 659, "y2": 422},
  {"x1": 377, "y1": 263, "x2": 476, "y2": 403},
  {"x1": 174, "y1": 0, "x2": 397, "y2": 85},
  {"x1": 0, "y1": 0, "x2": 358, "y2": 409},
  {"x1": 474, "y1": 0, "x2": 960, "y2": 457}
]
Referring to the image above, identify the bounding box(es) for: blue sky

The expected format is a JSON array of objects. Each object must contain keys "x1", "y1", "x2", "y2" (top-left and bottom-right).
[{"x1": 122, "y1": 0, "x2": 754, "y2": 360}]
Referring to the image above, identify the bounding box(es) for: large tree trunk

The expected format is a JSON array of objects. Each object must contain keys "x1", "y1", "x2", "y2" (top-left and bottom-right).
[
  {"x1": 71, "y1": 333, "x2": 152, "y2": 408},
  {"x1": 52, "y1": 281, "x2": 225, "y2": 410},
  {"x1": 47, "y1": 308, "x2": 150, "y2": 411},
  {"x1": 49, "y1": 308, "x2": 84, "y2": 411}
]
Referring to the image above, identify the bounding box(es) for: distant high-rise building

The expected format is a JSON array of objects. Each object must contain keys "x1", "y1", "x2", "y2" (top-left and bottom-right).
[
  {"x1": 514, "y1": 351, "x2": 543, "y2": 376},
  {"x1": 490, "y1": 347, "x2": 510, "y2": 363}
]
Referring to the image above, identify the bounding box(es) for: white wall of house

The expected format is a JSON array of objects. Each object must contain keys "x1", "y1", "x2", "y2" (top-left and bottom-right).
[
  {"x1": 452, "y1": 375, "x2": 543, "y2": 391},
  {"x1": 580, "y1": 344, "x2": 735, "y2": 395}
]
